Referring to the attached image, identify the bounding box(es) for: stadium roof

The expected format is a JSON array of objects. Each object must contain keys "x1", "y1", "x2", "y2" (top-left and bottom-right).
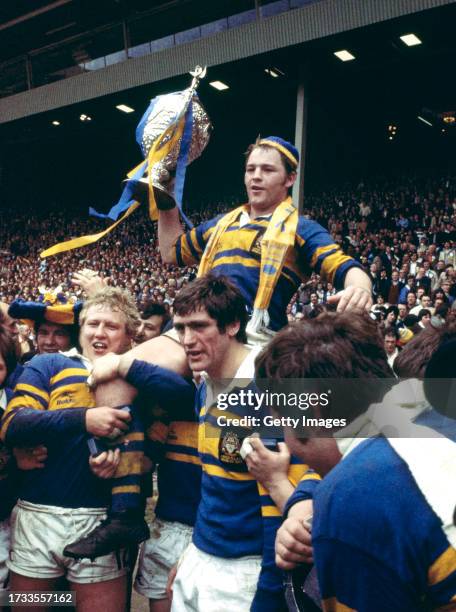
[{"x1": 0, "y1": 0, "x2": 455, "y2": 210}]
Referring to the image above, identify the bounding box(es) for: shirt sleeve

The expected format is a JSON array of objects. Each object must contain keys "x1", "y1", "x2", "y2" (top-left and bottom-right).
[
  {"x1": 251, "y1": 463, "x2": 320, "y2": 612},
  {"x1": 1, "y1": 360, "x2": 86, "y2": 446},
  {"x1": 170, "y1": 216, "x2": 219, "y2": 267},
  {"x1": 126, "y1": 360, "x2": 196, "y2": 417},
  {"x1": 283, "y1": 475, "x2": 321, "y2": 518},
  {"x1": 314, "y1": 538, "x2": 432, "y2": 612},
  {"x1": 296, "y1": 218, "x2": 363, "y2": 290}
]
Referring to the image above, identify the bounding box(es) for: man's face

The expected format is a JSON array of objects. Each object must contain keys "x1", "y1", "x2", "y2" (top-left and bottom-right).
[
  {"x1": 36, "y1": 322, "x2": 72, "y2": 354},
  {"x1": 244, "y1": 147, "x2": 295, "y2": 215},
  {"x1": 310, "y1": 293, "x2": 318, "y2": 305},
  {"x1": 398, "y1": 304, "x2": 407, "y2": 318},
  {"x1": 391, "y1": 271, "x2": 399, "y2": 282},
  {"x1": 421, "y1": 296, "x2": 431, "y2": 308},
  {"x1": 0, "y1": 353, "x2": 6, "y2": 388},
  {"x1": 0, "y1": 303, "x2": 19, "y2": 339},
  {"x1": 173, "y1": 307, "x2": 239, "y2": 376},
  {"x1": 384, "y1": 334, "x2": 397, "y2": 355},
  {"x1": 420, "y1": 313, "x2": 431, "y2": 326},
  {"x1": 386, "y1": 311, "x2": 396, "y2": 323},
  {"x1": 407, "y1": 293, "x2": 417, "y2": 307},
  {"x1": 283, "y1": 428, "x2": 341, "y2": 477},
  {"x1": 79, "y1": 305, "x2": 131, "y2": 362},
  {"x1": 135, "y1": 315, "x2": 164, "y2": 344}
]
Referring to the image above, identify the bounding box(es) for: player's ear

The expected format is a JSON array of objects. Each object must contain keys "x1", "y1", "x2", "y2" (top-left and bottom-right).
[
  {"x1": 285, "y1": 171, "x2": 297, "y2": 190},
  {"x1": 226, "y1": 321, "x2": 240, "y2": 338}
]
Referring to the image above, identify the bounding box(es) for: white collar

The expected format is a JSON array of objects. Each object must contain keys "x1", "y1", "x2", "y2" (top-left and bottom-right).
[
  {"x1": 61, "y1": 348, "x2": 92, "y2": 372},
  {"x1": 239, "y1": 210, "x2": 271, "y2": 228},
  {"x1": 203, "y1": 345, "x2": 262, "y2": 406}
]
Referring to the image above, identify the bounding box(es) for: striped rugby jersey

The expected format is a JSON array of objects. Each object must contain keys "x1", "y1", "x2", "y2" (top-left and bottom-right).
[{"x1": 172, "y1": 211, "x2": 361, "y2": 330}]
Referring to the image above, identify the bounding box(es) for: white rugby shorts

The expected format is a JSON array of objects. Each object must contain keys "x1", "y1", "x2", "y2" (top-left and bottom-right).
[
  {"x1": 134, "y1": 518, "x2": 193, "y2": 600},
  {"x1": 0, "y1": 517, "x2": 10, "y2": 591},
  {"x1": 7, "y1": 500, "x2": 130, "y2": 584},
  {"x1": 171, "y1": 542, "x2": 261, "y2": 612}
]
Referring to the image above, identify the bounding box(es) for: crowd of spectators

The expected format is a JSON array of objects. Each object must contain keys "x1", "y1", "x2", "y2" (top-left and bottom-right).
[
  {"x1": 1, "y1": 172, "x2": 456, "y2": 610},
  {"x1": 1, "y1": 175, "x2": 455, "y2": 350}
]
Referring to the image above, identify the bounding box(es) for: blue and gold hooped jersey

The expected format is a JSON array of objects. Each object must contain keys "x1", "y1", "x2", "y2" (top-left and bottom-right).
[
  {"x1": 0, "y1": 388, "x2": 16, "y2": 520},
  {"x1": 143, "y1": 395, "x2": 201, "y2": 527},
  {"x1": 312, "y1": 436, "x2": 456, "y2": 612},
  {"x1": 1, "y1": 353, "x2": 111, "y2": 509},
  {"x1": 155, "y1": 419, "x2": 201, "y2": 526},
  {"x1": 193, "y1": 379, "x2": 318, "y2": 560},
  {"x1": 171, "y1": 210, "x2": 361, "y2": 330}
]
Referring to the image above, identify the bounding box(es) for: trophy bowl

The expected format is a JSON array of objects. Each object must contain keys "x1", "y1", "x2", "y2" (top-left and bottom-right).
[{"x1": 129, "y1": 89, "x2": 212, "y2": 209}]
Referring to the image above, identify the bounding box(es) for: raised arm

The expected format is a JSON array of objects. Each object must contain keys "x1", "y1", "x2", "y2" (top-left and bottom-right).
[{"x1": 158, "y1": 208, "x2": 184, "y2": 263}]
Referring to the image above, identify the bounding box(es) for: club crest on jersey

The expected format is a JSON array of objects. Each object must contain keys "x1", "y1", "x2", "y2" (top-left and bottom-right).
[
  {"x1": 219, "y1": 431, "x2": 243, "y2": 466},
  {"x1": 251, "y1": 233, "x2": 264, "y2": 256}
]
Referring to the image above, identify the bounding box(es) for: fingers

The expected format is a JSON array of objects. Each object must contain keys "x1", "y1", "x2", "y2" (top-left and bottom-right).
[
  {"x1": 113, "y1": 409, "x2": 132, "y2": 431},
  {"x1": 114, "y1": 409, "x2": 132, "y2": 421},
  {"x1": 32, "y1": 445, "x2": 48, "y2": 459},
  {"x1": 283, "y1": 520, "x2": 312, "y2": 549},
  {"x1": 248, "y1": 436, "x2": 264, "y2": 450},
  {"x1": 275, "y1": 541, "x2": 313, "y2": 567},
  {"x1": 89, "y1": 448, "x2": 120, "y2": 479},
  {"x1": 338, "y1": 288, "x2": 371, "y2": 313},
  {"x1": 328, "y1": 288, "x2": 372, "y2": 313},
  {"x1": 275, "y1": 555, "x2": 299, "y2": 571},
  {"x1": 85, "y1": 406, "x2": 132, "y2": 438},
  {"x1": 275, "y1": 519, "x2": 314, "y2": 568},
  {"x1": 277, "y1": 441, "x2": 290, "y2": 460}
]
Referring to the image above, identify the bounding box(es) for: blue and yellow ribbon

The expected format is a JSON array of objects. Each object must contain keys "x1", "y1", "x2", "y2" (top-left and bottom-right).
[{"x1": 40, "y1": 89, "x2": 196, "y2": 258}]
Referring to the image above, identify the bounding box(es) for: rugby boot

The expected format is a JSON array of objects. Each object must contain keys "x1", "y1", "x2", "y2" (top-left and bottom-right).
[{"x1": 63, "y1": 511, "x2": 149, "y2": 560}]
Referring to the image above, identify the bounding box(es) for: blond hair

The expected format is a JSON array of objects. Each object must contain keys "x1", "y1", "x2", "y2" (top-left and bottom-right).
[{"x1": 79, "y1": 287, "x2": 140, "y2": 337}]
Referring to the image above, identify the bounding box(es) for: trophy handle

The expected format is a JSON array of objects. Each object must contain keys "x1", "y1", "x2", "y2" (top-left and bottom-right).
[{"x1": 190, "y1": 65, "x2": 207, "y2": 90}]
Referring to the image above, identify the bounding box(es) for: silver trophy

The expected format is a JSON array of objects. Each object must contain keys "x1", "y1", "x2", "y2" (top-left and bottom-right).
[{"x1": 130, "y1": 66, "x2": 212, "y2": 209}]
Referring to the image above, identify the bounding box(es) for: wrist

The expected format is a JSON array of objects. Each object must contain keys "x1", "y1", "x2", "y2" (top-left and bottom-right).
[
  {"x1": 288, "y1": 499, "x2": 313, "y2": 520},
  {"x1": 118, "y1": 354, "x2": 132, "y2": 379},
  {"x1": 264, "y1": 473, "x2": 289, "y2": 493}
]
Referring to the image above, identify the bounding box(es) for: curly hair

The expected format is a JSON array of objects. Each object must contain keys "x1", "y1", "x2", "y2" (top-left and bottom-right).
[{"x1": 79, "y1": 287, "x2": 140, "y2": 338}]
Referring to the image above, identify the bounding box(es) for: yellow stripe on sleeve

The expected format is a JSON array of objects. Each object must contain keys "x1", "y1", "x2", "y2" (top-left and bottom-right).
[
  {"x1": 262, "y1": 506, "x2": 282, "y2": 518},
  {"x1": 0, "y1": 410, "x2": 19, "y2": 439},
  {"x1": 50, "y1": 368, "x2": 88, "y2": 385},
  {"x1": 6, "y1": 395, "x2": 45, "y2": 412},
  {"x1": 14, "y1": 383, "x2": 50, "y2": 403},
  {"x1": 428, "y1": 546, "x2": 456, "y2": 586},
  {"x1": 319, "y1": 253, "x2": 353, "y2": 284},
  {"x1": 435, "y1": 594, "x2": 456, "y2": 611},
  {"x1": 310, "y1": 243, "x2": 339, "y2": 268}
]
